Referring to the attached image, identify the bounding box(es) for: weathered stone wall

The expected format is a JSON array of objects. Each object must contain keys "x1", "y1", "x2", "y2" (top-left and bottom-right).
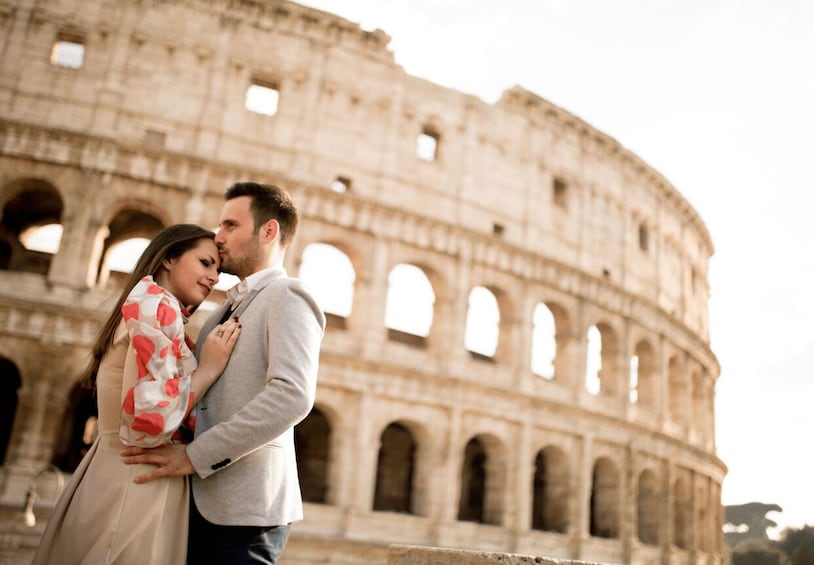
[{"x1": 0, "y1": 1, "x2": 724, "y2": 564}]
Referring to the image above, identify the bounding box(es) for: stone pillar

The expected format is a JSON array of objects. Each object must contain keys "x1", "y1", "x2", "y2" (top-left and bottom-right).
[
  {"x1": 348, "y1": 392, "x2": 378, "y2": 512},
  {"x1": 360, "y1": 238, "x2": 390, "y2": 357},
  {"x1": 328, "y1": 409, "x2": 354, "y2": 508},
  {"x1": 436, "y1": 407, "x2": 463, "y2": 529},
  {"x1": 514, "y1": 419, "x2": 533, "y2": 533},
  {"x1": 572, "y1": 435, "x2": 591, "y2": 559},
  {"x1": 47, "y1": 172, "x2": 109, "y2": 289},
  {"x1": 10, "y1": 379, "x2": 51, "y2": 465},
  {"x1": 663, "y1": 461, "x2": 674, "y2": 553},
  {"x1": 571, "y1": 306, "x2": 590, "y2": 405},
  {"x1": 90, "y1": 4, "x2": 136, "y2": 134}
]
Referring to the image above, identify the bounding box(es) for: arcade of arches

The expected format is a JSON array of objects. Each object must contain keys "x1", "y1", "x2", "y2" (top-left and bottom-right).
[{"x1": 0, "y1": 174, "x2": 723, "y2": 564}]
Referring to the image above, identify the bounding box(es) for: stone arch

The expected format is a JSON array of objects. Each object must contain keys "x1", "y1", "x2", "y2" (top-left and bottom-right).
[
  {"x1": 373, "y1": 421, "x2": 417, "y2": 514},
  {"x1": 531, "y1": 445, "x2": 569, "y2": 533},
  {"x1": 637, "y1": 468, "x2": 659, "y2": 544},
  {"x1": 549, "y1": 302, "x2": 572, "y2": 380},
  {"x1": 464, "y1": 285, "x2": 500, "y2": 359},
  {"x1": 458, "y1": 433, "x2": 506, "y2": 526},
  {"x1": 51, "y1": 380, "x2": 98, "y2": 472},
  {"x1": 0, "y1": 356, "x2": 23, "y2": 464},
  {"x1": 531, "y1": 302, "x2": 554, "y2": 379},
  {"x1": 596, "y1": 322, "x2": 620, "y2": 395},
  {"x1": 384, "y1": 262, "x2": 438, "y2": 345},
  {"x1": 92, "y1": 202, "x2": 167, "y2": 287},
  {"x1": 586, "y1": 322, "x2": 620, "y2": 395},
  {"x1": 294, "y1": 405, "x2": 333, "y2": 505},
  {"x1": 0, "y1": 177, "x2": 64, "y2": 275},
  {"x1": 297, "y1": 241, "x2": 357, "y2": 327},
  {"x1": 589, "y1": 456, "x2": 620, "y2": 538},
  {"x1": 673, "y1": 473, "x2": 692, "y2": 550}
]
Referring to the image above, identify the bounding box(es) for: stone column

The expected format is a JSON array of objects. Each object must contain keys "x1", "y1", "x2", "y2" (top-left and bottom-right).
[
  {"x1": 572, "y1": 435, "x2": 591, "y2": 559},
  {"x1": 434, "y1": 406, "x2": 464, "y2": 543},
  {"x1": 348, "y1": 392, "x2": 378, "y2": 512},
  {"x1": 47, "y1": 172, "x2": 108, "y2": 289},
  {"x1": 359, "y1": 238, "x2": 390, "y2": 357},
  {"x1": 514, "y1": 419, "x2": 533, "y2": 533}
]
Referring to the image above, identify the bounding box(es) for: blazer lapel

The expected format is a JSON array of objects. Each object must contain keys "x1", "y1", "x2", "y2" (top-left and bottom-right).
[{"x1": 198, "y1": 302, "x2": 232, "y2": 347}]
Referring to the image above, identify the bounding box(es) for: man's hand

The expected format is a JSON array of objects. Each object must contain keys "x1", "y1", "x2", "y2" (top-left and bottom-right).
[{"x1": 120, "y1": 444, "x2": 194, "y2": 484}]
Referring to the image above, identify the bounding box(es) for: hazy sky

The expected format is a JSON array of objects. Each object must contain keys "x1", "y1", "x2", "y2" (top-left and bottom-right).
[{"x1": 298, "y1": 0, "x2": 814, "y2": 534}]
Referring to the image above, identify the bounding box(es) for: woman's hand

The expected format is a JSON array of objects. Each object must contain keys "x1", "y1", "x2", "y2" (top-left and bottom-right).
[{"x1": 197, "y1": 318, "x2": 241, "y2": 378}]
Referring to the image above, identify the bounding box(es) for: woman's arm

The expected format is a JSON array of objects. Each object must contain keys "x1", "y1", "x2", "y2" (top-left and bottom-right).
[{"x1": 119, "y1": 277, "x2": 238, "y2": 446}]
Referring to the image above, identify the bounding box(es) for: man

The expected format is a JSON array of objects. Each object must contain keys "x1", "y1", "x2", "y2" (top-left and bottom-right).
[{"x1": 122, "y1": 182, "x2": 326, "y2": 564}]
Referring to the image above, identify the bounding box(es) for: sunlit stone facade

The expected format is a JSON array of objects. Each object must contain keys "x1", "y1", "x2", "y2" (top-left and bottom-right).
[{"x1": 0, "y1": 1, "x2": 725, "y2": 564}]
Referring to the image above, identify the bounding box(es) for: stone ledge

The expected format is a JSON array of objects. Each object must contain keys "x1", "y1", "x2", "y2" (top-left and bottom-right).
[{"x1": 387, "y1": 544, "x2": 604, "y2": 565}]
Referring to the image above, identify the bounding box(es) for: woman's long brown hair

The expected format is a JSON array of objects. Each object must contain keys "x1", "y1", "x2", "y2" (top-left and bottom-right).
[{"x1": 81, "y1": 224, "x2": 215, "y2": 387}]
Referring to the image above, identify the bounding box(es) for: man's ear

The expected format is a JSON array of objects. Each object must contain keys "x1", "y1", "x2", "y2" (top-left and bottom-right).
[{"x1": 261, "y1": 219, "x2": 280, "y2": 243}]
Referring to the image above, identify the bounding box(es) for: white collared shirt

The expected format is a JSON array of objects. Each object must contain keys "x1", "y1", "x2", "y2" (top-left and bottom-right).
[{"x1": 225, "y1": 267, "x2": 286, "y2": 310}]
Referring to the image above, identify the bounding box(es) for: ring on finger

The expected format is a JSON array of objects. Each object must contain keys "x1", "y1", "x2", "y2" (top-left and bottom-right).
[{"x1": 216, "y1": 331, "x2": 224, "y2": 337}]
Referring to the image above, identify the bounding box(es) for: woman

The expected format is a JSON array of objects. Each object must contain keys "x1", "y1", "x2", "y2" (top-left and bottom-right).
[{"x1": 32, "y1": 224, "x2": 241, "y2": 565}]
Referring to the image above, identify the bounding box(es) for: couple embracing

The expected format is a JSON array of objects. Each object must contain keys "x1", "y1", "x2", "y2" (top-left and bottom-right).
[{"x1": 33, "y1": 182, "x2": 326, "y2": 564}]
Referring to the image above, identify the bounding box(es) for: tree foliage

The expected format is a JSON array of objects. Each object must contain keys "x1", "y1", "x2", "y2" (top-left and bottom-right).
[
  {"x1": 778, "y1": 525, "x2": 814, "y2": 565},
  {"x1": 731, "y1": 539, "x2": 788, "y2": 565}
]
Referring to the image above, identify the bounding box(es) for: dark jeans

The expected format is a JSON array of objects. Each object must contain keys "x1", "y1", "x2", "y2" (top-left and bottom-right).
[{"x1": 187, "y1": 497, "x2": 291, "y2": 565}]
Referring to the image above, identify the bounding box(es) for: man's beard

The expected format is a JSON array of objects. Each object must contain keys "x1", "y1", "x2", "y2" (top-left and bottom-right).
[{"x1": 220, "y1": 237, "x2": 262, "y2": 278}]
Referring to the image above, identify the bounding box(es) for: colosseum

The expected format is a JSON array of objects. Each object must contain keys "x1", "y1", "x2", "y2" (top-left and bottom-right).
[{"x1": 0, "y1": 1, "x2": 725, "y2": 564}]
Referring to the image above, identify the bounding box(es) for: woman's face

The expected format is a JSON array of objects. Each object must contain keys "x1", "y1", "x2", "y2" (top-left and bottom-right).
[{"x1": 157, "y1": 238, "x2": 220, "y2": 308}]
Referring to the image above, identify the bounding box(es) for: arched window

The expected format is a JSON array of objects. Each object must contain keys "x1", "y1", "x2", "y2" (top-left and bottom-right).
[
  {"x1": 20, "y1": 223, "x2": 63, "y2": 254},
  {"x1": 458, "y1": 437, "x2": 487, "y2": 523},
  {"x1": 531, "y1": 446, "x2": 569, "y2": 533},
  {"x1": 673, "y1": 475, "x2": 692, "y2": 549},
  {"x1": 294, "y1": 407, "x2": 332, "y2": 504},
  {"x1": 0, "y1": 179, "x2": 64, "y2": 275},
  {"x1": 589, "y1": 457, "x2": 620, "y2": 538},
  {"x1": 0, "y1": 357, "x2": 22, "y2": 464},
  {"x1": 298, "y1": 243, "x2": 355, "y2": 320},
  {"x1": 384, "y1": 264, "x2": 435, "y2": 340},
  {"x1": 637, "y1": 469, "x2": 659, "y2": 544},
  {"x1": 585, "y1": 325, "x2": 602, "y2": 395},
  {"x1": 464, "y1": 286, "x2": 499, "y2": 358},
  {"x1": 92, "y1": 207, "x2": 164, "y2": 288},
  {"x1": 373, "y1": 423, "x2": 416, "y2": 513},
  {"x1": 531, "y1": 303, "x2": 556, "y2": 379}
]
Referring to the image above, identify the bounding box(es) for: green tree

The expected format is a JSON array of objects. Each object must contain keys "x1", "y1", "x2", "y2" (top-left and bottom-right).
[
  {"x1": 778, "y1": 526, "x2": 814, "y2": 565},
  {"x1": 731, "y1": 539, "x2": 788, "y2": 565}
]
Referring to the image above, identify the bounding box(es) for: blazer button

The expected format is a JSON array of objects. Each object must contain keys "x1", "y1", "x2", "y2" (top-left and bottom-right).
[{"x1": 211, "y1": 458, "x2": 231, "y2": 470}]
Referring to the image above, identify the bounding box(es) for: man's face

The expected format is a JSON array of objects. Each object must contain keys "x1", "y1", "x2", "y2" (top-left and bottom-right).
[{"x1": 214, "y1": 196, "x2": 263, "y2": 278}]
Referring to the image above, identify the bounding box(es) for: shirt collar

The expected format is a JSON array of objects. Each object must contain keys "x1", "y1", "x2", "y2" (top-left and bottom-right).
[{"x1": 225, "y1": 267, "x2": 286, "y2": 307}]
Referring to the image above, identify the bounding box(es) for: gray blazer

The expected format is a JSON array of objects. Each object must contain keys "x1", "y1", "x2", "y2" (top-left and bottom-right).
[{"x1": 187, "y1": 268, "x2": 325, "y2": 526}]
